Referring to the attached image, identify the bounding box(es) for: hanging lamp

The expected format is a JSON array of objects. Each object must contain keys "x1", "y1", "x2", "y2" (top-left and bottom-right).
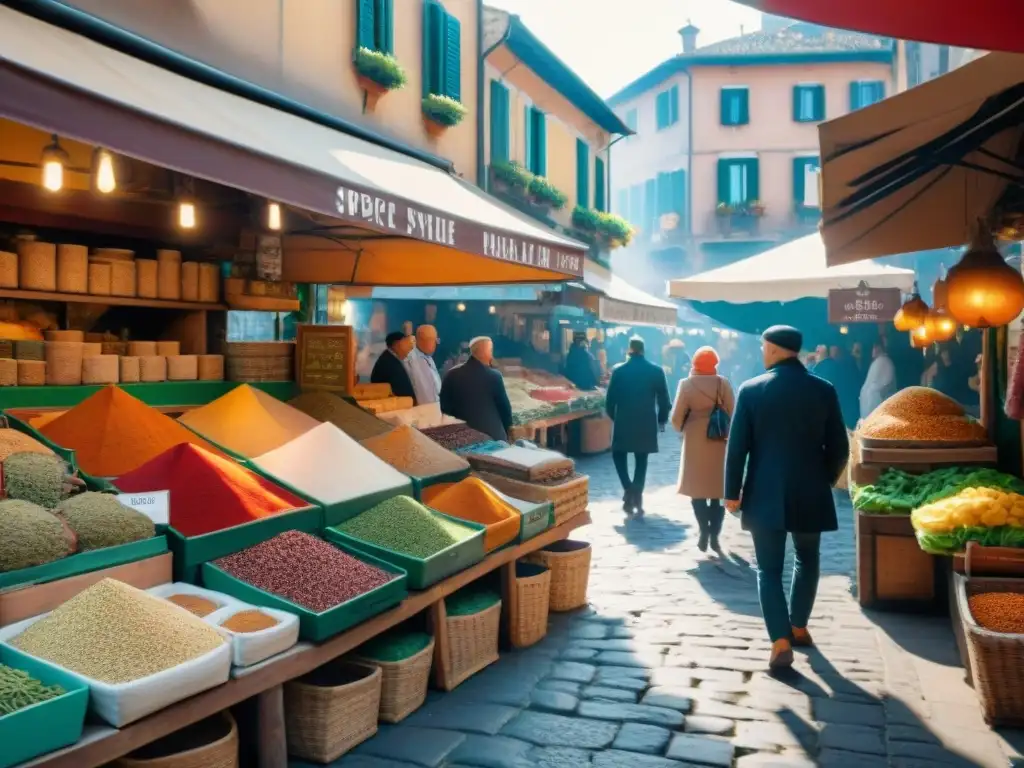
[
  {"x1": 40, "y1": 135, "x2": 69, "y2": 193},
  {"x1": 923, "y1": 274, "x2": 957, "y2": 343},
  {"x1": 946, "y1": 221, "x2": 1024, "y2": 328},
  {"x1": 893, "y1": 282, "x2": 929, "y2": 332}
]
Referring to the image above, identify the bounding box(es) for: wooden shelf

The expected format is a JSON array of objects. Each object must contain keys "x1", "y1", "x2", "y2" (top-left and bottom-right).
[
  {"x1": 20, "y1": 512, "x2": 592, "y2": 768},
  {"x1": 0, "y1": 288, "x2": 226, "y2": 312}
]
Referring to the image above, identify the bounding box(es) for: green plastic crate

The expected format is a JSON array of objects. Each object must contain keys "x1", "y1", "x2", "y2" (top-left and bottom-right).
[
  {"x1": 505, "y1": 498, "x2": 554, "y2": 543},
  {"x1": 0, "y1": 645, "x2": 89, "y2": 768},
  {"x1": 201, "y1": 539, "x2": 408, "y2": 643},
  {"x1": 324, "y1": 510, "x2": 486, "y2": 590},
  {"x1": 1, "y1": 413, "x2": 118, "y2": 491}
]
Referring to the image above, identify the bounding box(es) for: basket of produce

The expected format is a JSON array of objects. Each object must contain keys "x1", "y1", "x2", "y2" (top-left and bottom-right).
[
  {"x1": 0, "y1": 579, "x2": 231, "y2": 727},
  {"x1": 113, "y1": 711, "x2": 238, "y2": 768},
  {"x1": 285, "y1": 661, "x2": 382, "y2": 763},
  {"x1": 201, "y1": 531, "x2": 408, "y2": 643},
  {"x1": 352, "y1": 631, "x2": 434, "y2": 723},
  {"x1": 359, "y1": 425, "x2": 470, "y2": 493},
  {"x1": 524, "y1": 540, "x2": 591, "y2": 612},
  {"x1": 289, "y1": 391, "x2": 393, "y2": 441},
  {"x1": 325, "y1": 496, "x2": 485, "y2": 589},
  {"x1": 511, "y1": 561, "x2": 551, "y2": 648},
  {"x1": 858, "y1": 387, "x2": 990, "y2": 448},
  {"x1": 437, "y1": 586, "x2": 501, "y2": 691},
  {"x1": 854, "y1": 467, "x2": 1024, "y2": 516},
  {"x1": 423, "y1": 477, "x2": 552, "y2": 550},
  {"x1": 911, "y1": 486, "x2": 1024, "y2": 555},
  {"x1": 476, "y1": 470, "x2": 589, "y2": 527}
]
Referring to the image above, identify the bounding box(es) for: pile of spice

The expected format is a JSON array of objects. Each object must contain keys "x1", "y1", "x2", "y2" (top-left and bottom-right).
[
  {"x1": 0, "y1": 664, "x2": 66, "y2": 715},
  {"x1": 0, "y1": 428, "x2": 54, "y2": 463},
  {"x1": 115, "y1": 443, "x2": 307, "y2": 537},
  {"x1": 969, "y1": 592, "x2": 1024, "y2": 633},
  {"x1": 220, "y1": 609, "x2": 280, "y2": 633},
  {"x1": 38, "y1": 386, "x2": 223, "y2": 477},
  {"x1": 0, "y1": 500, "x2": 75, "y2": 573},
  {"x1": 333, "y1": 496, "x2": 477, "y2": 558},
  {"x1": 357, "y1": 630, "x2": 432, "y2": 663},
  {"x1": 10, "y1": 579, "x2": 225, "y2": 683},
  {"x1": 423, "y1": 478, "x2": 520, "y2": 551},
  {"x1": 3, "y1": 452, "x2": 68, "y2": 508},
  {"x1": 859, "y1": 386, "x2": 988, "y2": 443},
  {"x1": 28, "y1": 411, "x2": 64, "y2": 430},
  {"x1": 360, "y1": 426, "x2": 469, "y2": 479},
  {"x1": 213, "y1": 531, "x2": 397, "y2": 613},
  {"x1": 165, "y1": 593, "x2": 219, "y2": 617},
  {"x1": 289, "y1": 391, "x2": 393, "y2": 441},
  {"x1": 528, "y1": 387, "x2": 576, "y2": 403},
  {"x1": 56, "y1": 492, "x2": 155, "y2": 551},
  {"x1": 419, "y1": 424, "x2": 494, "y2": 452},
  {"x1": 253, "y1": 423, "x2": 409, "y2": 506},
  {"x1": 179, "y1": 384, "x2": 320, "y2": 457}
]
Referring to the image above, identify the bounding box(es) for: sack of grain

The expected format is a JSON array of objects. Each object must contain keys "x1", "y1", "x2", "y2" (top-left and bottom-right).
[
  {"x1": 181, "y1": 262, "x2": 199, "y2": 302},
  {"x1": 0, "y1": 358, "x2": 17, "y2": 386},
  {"x1": 81, "y1": 343, "x2": 102, "y2": 358},
  {"x1": 0, "y1": 250, "x2": 17, "y2": 288},
  {"x1": 157, "y1": 250, "x2": 181, "y2": 301},
  {"x1": 128, "y1": 341, "x2": 157, "y2": 357},
  {"x1": 88, "y1": 262, "x2": 112, "y2": 296},
  {"x1": 110, "y1": 261, "x2": 136, "y2": 297},
  {"x1": 136, "y1": 259, "x2": 158, "y2": 298},
  {"x1": 197, "y1": 354, "x2": 224, "y2": 381},
  {"x1": 155, "y1": 341, "x2": 180, "y2": 357},
  {"x1": 198, "y1": 263, "x2": 219, "y2": 303},
  {"x1": 45, "y1": 341, "x2": 83, "y2": 385}
]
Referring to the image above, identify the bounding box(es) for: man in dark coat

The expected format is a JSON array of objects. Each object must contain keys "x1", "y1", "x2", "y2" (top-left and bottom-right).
[
  {"x1": 564, "y1": 334, "x2": 600, "y2": 391},
  {"x1": 370, "y1": 331, "x2": 417, "y2": 402},
  {"x1": 605, "y1": 337, "x2": 671, "y2": 517},
  {"x1": 440, "y1": 336, "x2": 513, "y2": 441},
  {"x1": 725, "y1": 325, "x2": 848, "y2": 671}
]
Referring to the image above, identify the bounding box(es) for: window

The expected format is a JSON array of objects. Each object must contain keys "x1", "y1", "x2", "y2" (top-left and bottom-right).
[
  {"x1": 616, "y1": 189, "x2": 628, "y2": 217},
  {"x1": 594, "y1": 157, "x2": 606, "y2": 212},
  {"x1": 423, "y1": 0, "x2": 461, "y2": 101},
  {"x1": 524, "y1": 106, "x2": 547, "y2": 176},
  {"x1": 793, "y1": 156, "x2": 820, "y2": 207},
  {"x1": 655, "y1": 85, "x2": 680, "y2": 130},
  {"x1": 656, "y1": 169, "x2": 686, "y2": 225},
  {"x1": 576, "y1": 139, "x2": 589, "y2": 208},
  {"x1": 489, "y1": 80, "x2": 510, "y2": 162},
  {"x1": 720, "y1": 87, "x2": 750, "y2": 127},
  {"x1": 717, "y1": 158, "x2": 759, "y2": 206},
  {"x1": 849, "y1": 80, "x2": 885, "y2": 110},
  {"x1": 624, "y1": 108, "x2": 638, "y2": 136},
  {"x1": 792, "y1": 84, "x2": 825, "y2": 123},
  {"x1": 628, "y1": 183, "x2": 644, "y2": 227},
  {"x1": 356, "y1": 0, "x2": 394, "y2": 54},
  {"x1": 643, "y1": 178, "x2": 657, "y2": 233}
]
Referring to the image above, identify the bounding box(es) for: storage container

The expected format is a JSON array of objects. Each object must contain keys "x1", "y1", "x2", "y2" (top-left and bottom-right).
[
  {"x1": 139, "y1": 355, "x2": 168, "y2": 382},
  {"x1": 181, "y1": 261, "x2": 199, "y2": 302},
  {"x1": 16, "y1": 360, "x2": 44, "y2": 386},
  {"x1": 157, "y1": 250, "x2": 182, "y2": 301},
  {"x1": 156, "y1": 340, "x2": 180, "y2": 357},
  {"x1": 198, "y1": 354, "x2": 225, "y2": 381},
  {"x1": 198, "y1": 263, "x2": 219, "y2": 303},
  {"x1": 111, "y1": 260, "x2": 136, "y2": 297},
  {"x1": 0, "y1": 358, "x2": 16, "y2": 386},
  {"x1": 56, "y1": 245, "x2": 88, "y2": 294},
  {"x1": 44, "y1": 341, "x2": 83, "y2": 385},
  {"x1": 168, "y1": 355, "x2": 198, "y2": 381},
  {"x1": 0, "y1": 250, "x2": 17, "y2": 288},
  {"x1": 524, "y1": 540, "x2": 591, "y2": 612},
  {"x1": 435, "y1": 599, "x2": 500, "y2": 691},
  {"x1": 136, "y1": 259, "x2": 158, "y2": 298},
  {"x1": 17, "y1": 241, "x2": 56, "y2": 291},
  {"x1": 88, "y1": 262, "x2": 112, "y2": 295},
  {"x1": 353, "y1": 637, "x2": 434, "y2": 723},
  {"x1": 129, "y1": 341, "x2": 158, "y2": 357},
  {"x1": 112, "y1": 711, "x2": 238, "y2": 768},
  {"x1": 120, "y1": 356, "x2": 141, "y2": 383},
  {"x1": 82, "y1": 354, "x2": 119, "y2": 385},
  {"x1": 510, "y1": 561, "x2": 551, "y2": 648}
]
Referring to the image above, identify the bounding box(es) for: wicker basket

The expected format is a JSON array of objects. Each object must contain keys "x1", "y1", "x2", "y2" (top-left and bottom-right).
[
  {"x1": 88, "y1": 262, "x2": 112, "y2": 295},
  {"x1": 120, "y1": 356, "x2": 141, "y2": 383},
  {"x1": 136, "y1": 259, "x2": 158, "y2": 298},
  {"x1": 45, "y1": 341, "x2": 83, "y2": 385},
  {"x1": 56, "y1": 245, "x2": 88, "y2": 294},
  {"x1": 198, "y1": 354, "x2": 225, "y2": 381},
  {"x1": 129, "y1": 341, "x2": 158, "y2": 357},
  {"x1": 113, "y1": 711, "x2": 238, "y2": 768},
  {"x1": 168, "y1": 355, "x2": 198, "y2": 381},
  {"x1": 475, "y1": 471, "x2": 588, "y2": 527},
  {"x1": 198, "y1": 263, "x2": 220, "y2": 303},
  {"x1": 285, "y1": 662, "x2": 381, "y2": 763},
  {"x1": 0, "y1": 250, "x2": 17, "y2": 288},
  {"x1": 102, "y1": 341, "x2": 128, "y2": 356},
  {"x1": 18, "y1": 241, "x2": 56, "y2": 291},
  {"x1": 157, "y1": 341, "x2": 181, "y2": 357},
  {"x1": 82, "y1": 355, "x2": 119, "y2": 385},
  {"x1": 353, "y1": 639, "x2": 435, "y2": 723},
  {"x1": 524, "y1": 540, "x2": 591, "y2": 612},
  {"x1": 0, "y1": 358, "x2": 17, "y2": 387},
  {"x1": 17, "y1": 360, "x2": 45, "y2": 385},
  {"x1": 157, "y1": 250, "x2": 182, "y2": 301},
  {"x1": 439, "y1": 601, "x2": 501, "y2": 691},
  {"x1": 0, "y1": 340, "x2": 12, "y2": 359},
  {"x1": 82, "y1": 342, "x2": 102, "y2": 358},
  {"x1": 13, "y1": 340, "x2": 44, "y2": 361},
  {"x1": 111, "y1": 260, "x2": 136, "y2": 297},
  {"x1": 44, "y1": 330, "x2": 84, "y2": 342},
  {"x1": 511, "y1": 561, "x2": 551, "y2": 648},
  {"x1": 140, "y1": 355, "x2": 168, "y2": 382},
  {"x1": 181, "y1": 262, "x2": 200, "y2": 302}
]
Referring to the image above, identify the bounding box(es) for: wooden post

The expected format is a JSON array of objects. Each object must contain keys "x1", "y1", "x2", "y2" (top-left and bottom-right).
[
  {"x1": 256, "y1": 685, "x2": 288, "y2": 768},
  {"x1": 500, "y1": 560, "x2": 518, "y2": 650},
  {"x1": 429, "y1": 599, "x2": 451, "y2": 689}
]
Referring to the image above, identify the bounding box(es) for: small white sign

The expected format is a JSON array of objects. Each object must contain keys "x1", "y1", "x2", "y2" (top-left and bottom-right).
[{"x1": 117, "y1": 490, "x2": 170, "y2": 526}]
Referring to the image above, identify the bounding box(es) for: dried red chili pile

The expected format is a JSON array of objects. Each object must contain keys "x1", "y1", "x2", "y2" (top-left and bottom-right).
[
  {"x1": 529, "y1": 388, "x2": 575, "y2": 403},
  {"x1": 969, "y1": 592, "x2": 1024, "y2": 634},
  {"x1": 418, "y1": 423, "x2": 493, "y2": 451},
  {"x1": 213, "y1": 531, "x2": 395, "y2": 613}
]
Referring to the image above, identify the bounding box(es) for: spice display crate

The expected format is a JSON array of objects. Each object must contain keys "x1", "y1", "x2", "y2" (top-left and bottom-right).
[
  {"x1": 411, "y1": 467, "x2": 472, "y2": 501},
  {"x1": 201, "y1": 538, "x2": 409, "y2": 643},
  {"x1": 324, "y1": 512, "x2": 486, "y2": 590},
  {"x1": 0, "y1": 645, "x2": 89, "y2": 768},
  {"x1": 2, "y1": 412, "x2": 119, "y2": 491},
  {"x1": 856, "y1": 510, "x2": 945, "y2": 612}
]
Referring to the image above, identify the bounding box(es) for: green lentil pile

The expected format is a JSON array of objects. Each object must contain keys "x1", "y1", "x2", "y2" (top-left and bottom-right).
[
  {"x1": 3, "y1": 452, "x2": 67, "y2": 509},
  {"x1": 56, "y1": 492, "x2": 155, "y2": 551},
  {"x1": 288, "y1": 391, "x2": 393, "y2": 441},
  {"x1": 0, "y1": 664, "x2": 66, "y2": 715},
  {"x1": 10, "y1": 578, "x2": 226, "y2": 683},
  {"x1": 333, "y1": 496, "x2": 476, "y2": 558},
  {"x1": 0, "y1": 500, "x2": 74, "y2": 573}
]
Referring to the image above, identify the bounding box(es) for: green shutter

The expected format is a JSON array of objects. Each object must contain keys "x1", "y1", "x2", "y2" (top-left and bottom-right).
[
  {"x1": 380, "y1": 0, "x2": 395, "y2": 54},
  {"x1": 533, "y1": 109, "x2": 547, "y2": 176},
  {"x1": 717, "y1": 159, "x2": 730, "y2": 204},
  {"x1": 792, "y1": 86, "x2": 802, "y2": 122},
  {"x1": 745, "y1": 158, "x2": 760, "y2": 201},
  {"x1": 719, "y1": 90, "x2": 729, "y2": 126},
  {"x1": 444, "y1": 12, "x2": 461, "y2": 101},
  {"x1": 524, "y1": 105, "x2": 532, "y2": 171},
  {"x1": 849, "y1": 82, "x2": 861, "y2": 110},
  {"x1": 489, "y1": 80, "x2": 509, "y2": 162},
  {"x1": 738, "y1": 89, "x2": 750, "y2": 125},
  {"x1": 793, "y1": 157, "x2": 806, "y2": 204},
  {"x1": 669, "y1": 85, "x2": 679, "y2": 125},
  {"x1": 422, "y1": 1, "x2": 437, "y2": 96},
  {"x1": 595, "y1": 157, "x2": 606, "y2": 211},
  {"x1": 357, "y1": 0, "x2": 376, "y2": 50},
  {"x1": 576, "y1": 139, "x2": 589, "y2": 208},
  {"x1": 814, "y1": 85, "x2": 825, "y2": 120},
  {"x1": 656, "y1": 172, "x2": 671, "y2": 215},
  {"x1": 670, "y1": 169, "x2": 686, "y2": 218},
  {"x1": 644, "y1": 179, "x2": 657, "y2": 233}
]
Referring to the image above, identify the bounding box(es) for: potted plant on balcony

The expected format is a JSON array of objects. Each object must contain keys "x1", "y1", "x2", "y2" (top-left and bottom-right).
[
  {"x1": 422, "y1": 94, "x2": 467, "y2": 136},
  {"x1": 490, "y1": 160, "x2": 534, "y2": 196},
  {"x1": 353, "y1": 47, "x2": 407, "y2": 111},
  {"x1": 730, "y1": 201, "x2": 764, "y2": 234},
  {"x1": 571, "y1": 206, "x2": 634, "y2": 250},
  {"x1": 527, "y1": 176, "x2": 569, "y2": 212},
  {"x1": 715, "y1": 203, "x2": 735, "y2": 235}
]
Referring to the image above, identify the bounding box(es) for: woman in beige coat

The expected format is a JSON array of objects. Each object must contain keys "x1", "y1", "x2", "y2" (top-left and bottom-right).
[{"x1": 670, "y1": 346, "x2": 736, "y2": 555}]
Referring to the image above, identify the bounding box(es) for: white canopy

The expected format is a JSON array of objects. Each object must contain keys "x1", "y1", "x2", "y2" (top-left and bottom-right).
[{"x1": 667, "y1": 233, "x2": 915, "y2": 304}]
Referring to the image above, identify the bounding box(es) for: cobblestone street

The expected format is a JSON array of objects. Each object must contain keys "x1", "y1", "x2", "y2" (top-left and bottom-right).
[{"x1": 329, "y1": 435, "x2": 1024, "y2": 768}]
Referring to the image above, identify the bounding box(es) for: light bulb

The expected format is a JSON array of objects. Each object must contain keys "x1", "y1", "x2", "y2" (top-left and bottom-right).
[
  {"x1": 266, "y1": 201, "x2": 282, "y2": 231},
  {"x1": 94, "y1": 149, "x2": 116, "y2": 194},
  {"x1": 457, "y1": 303, "x2": 466, "y2": 312},
  {"x1": 488, "y1": 305, "x2": 496, "y2": 314},
  {"x1": 178, "y1": 201, "x2": 196, "y2": 229},
  {"x1": 40, "y1": 135, "x2": 68, "y2": 193}
]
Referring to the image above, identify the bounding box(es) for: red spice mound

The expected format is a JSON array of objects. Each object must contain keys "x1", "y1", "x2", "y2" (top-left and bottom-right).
[
  {"x1": 969, "y1": 592, "x2": 1024, "y2": 634},
  {"x1": 115, "y1": 443, "x2": 307, "y2": 537},
  {"x1": 214, "y1": 531, "x2": 395, "y2": 612},
  {"x1": 529, "y1": 388, "x2": 576, "y2": 403}
]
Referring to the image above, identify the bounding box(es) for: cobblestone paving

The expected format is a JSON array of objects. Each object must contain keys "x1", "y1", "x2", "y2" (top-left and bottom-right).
[{"x1": 318, "y1": 435, "x2": 1024, "y2": 768}]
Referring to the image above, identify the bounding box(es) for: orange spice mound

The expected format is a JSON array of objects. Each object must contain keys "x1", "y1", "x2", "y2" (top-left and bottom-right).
[
  {"x1": 423, "y1": 477, "x2": 520, "y2": 552},
  {"x1": 39, "y1": 385, "x2": 225, "y2": 478}
]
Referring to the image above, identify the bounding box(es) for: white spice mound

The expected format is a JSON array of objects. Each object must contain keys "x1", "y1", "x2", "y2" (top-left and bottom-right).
[
  {"x1": 253, "y1": 422, "x2": 410, "y2": 505},
  {"x1": 489, "y1": 445, "x2": 571, "y2": 469}
]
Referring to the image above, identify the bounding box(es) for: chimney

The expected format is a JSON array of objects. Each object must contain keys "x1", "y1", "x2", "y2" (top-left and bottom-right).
[{"x1": 679, "y1": 22, "x2": 699, "y2": 54}]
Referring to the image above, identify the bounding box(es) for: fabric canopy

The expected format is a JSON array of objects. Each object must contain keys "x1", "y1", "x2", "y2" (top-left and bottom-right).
[
  {"x1": 0, "y1": 6, "x2": 586, "y2": 286},
  {"x1": 583, "y1": 261, "x2": 679, "y2": 327},
  {"x1": 668, "y1": 233, "x2": 915, "y2": 303},
  {"x1": 733, "y1": 0, "x2": 1020, "y2": 54},
  {"x1": 819, "y1": 51, "x2": 1024, "y2": 266}
]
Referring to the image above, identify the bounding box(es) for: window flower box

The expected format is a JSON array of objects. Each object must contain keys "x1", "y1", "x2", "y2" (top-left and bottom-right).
[
  {"x1": 353, "y1": 47, "x2": 406, "y2": 111},
  {"x1": 571, "y1": 206, "x2": 634, "y2": 250},
  {"x1": 422, "y1": 94, "x2": 466, "y2": 136}
]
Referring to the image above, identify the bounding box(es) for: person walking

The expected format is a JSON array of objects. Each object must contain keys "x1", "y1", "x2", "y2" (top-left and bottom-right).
[
  {"x1": 440, "y1": 336, "x2": 513, "y2": 441},
  {"x1": 724, "y1": 326, "x2": 849, "y2": 670},
  {"x1": 605, "y1": 336, "x2": 671, "y2": 517},
  {"x1": 670, "y1": 346, "x2": 735, "y2": 555},
  {"x1": 407, "y1": 324, "x2": 443, "y2": 405},
  {"x1": 370, "y1": 331, "x2": 417, "y2": 402}
]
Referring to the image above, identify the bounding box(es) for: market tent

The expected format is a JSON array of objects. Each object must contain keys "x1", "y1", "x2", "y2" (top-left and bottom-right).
[
  {"x1": 0, "y1": 5, "x2": 586, "y2": 286},
  {"x1": 580, "y1": 261, "x2": 680, "y2": 328},
  {"x1": 819, "y1": 52, "x2": 1024, "y2": 266}
]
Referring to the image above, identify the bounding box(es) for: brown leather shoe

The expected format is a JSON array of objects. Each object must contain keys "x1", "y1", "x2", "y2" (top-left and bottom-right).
[
  {"x1": 791, "y1": 626, "x2": 814, "y2": 647},
  {"x1": 769, "y1": 639, "x2": 794, "y2": 670}
]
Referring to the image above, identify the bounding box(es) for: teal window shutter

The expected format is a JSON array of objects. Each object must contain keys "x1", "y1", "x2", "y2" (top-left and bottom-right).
[
  {"x1": 524, "y1": 105, "x2": 532, "y2": 171},
  {"x1": 745, "y1": 158, "x2": 760, "y2": 201},
  {"x1": 644, "y1": 178, "x2": 657, "y2": 233},
  {"x1": 670, "y1": 169, "x2": 686, "y2": 227},
  {"x1": 489, "y1": 81, "x2": 509, "y2": 162},
  {"x1": 656, "y1": 172, "x2": 671, "y2": 215},
  {"x1": 423, "y1": 1, "x2": 442, "y2": 96},
  {"x1": 791, "y1": 85, "x2": 802, "y2": 122},
  {"x1": 793, "y1": 157, "x2": 806, "y2": 204},
  {"x1": 655, "y1": 91, "x2": 668, "y2": 130},
  {"x1": 719, "y1": 90, "x2": 729, "y2": 126},
  {"x1": 375, "y1": 0, "x2": 394, "y2": 53},
  {"x1": 616, "y1": 189, "x2": 628, "y2": 216},
  {"x1": 595, "y1": 157, "x2": 606, "y2": 211},
  {"x1": 357, "y1": 0, "x2": 376, "y2": 50},
  {"x1": 629, "y1": 183, "x2": 643, "y2": 226},
  {"x1": 576, "y1": 139, "x2": 590, "y2": 208},
  {"x1": 669, "y1": 84, "x2": 679, "y2": 125},
  {"x1": 849, "y1": 81, "x2": 861, "y2": 110},
  {"x1": 532, "y1": 108, "x2": 547, "y2": 176},
  {"x1": 872, "y1": 80, "x2": 885, "y2": 104},
  {"x1": 443, "y1": 13, "x2": 461, "y2": 101},
  {"x1": 738, "y1": 89, "x2": 750, "y2": 125},
  {"x1": 717, "y1": 159, "x2": 730, "y2": 204},
  {"x1": 625, "y1": 108, "x2": 638, "y2": 133}
]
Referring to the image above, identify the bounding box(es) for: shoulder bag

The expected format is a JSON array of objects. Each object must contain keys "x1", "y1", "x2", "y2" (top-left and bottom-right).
[{"x1": 706, "y1": 378, "x2": 731, "y2": 441}]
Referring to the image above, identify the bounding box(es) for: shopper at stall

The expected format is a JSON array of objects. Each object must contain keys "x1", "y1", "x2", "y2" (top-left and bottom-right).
[
  {"x1": 860, "y1": 340, "x2": 897, "y2": 419},
  {"x1": 606, "y1": 336, "x2": 671, "y2": 517},
  {"x1": 406, "y1": 324, "x2": 443, "y2": 405},
  {"x1": 370, "y1": 331, "x2": 417, "y2": 402},
  {"x1": 725, "y1": 325, "x2": 848, "y2": 670},
  {"x1": 670, "y1": 346, "x2": 734, "y2": 555},
  {"x1": 439, "y1": 336, "x2": 513, "y2": 441},
  {"x1": 564, "y1": 333, "x2": 600, "y2": 391}
]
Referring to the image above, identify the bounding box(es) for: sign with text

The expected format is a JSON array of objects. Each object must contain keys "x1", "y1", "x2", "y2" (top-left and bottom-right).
[
  {"x1": 296, "y1": 324, "x2": 357, "y2": 393},
  {"x1": 117, "y1": 490, "x2": 170, "y2": 526},
  {"x1": 598, "y1": 296, "x2": 678, "y2": 328},
  {"x1": 827, "y1": 287, "x2": 901, "y2": 324}
]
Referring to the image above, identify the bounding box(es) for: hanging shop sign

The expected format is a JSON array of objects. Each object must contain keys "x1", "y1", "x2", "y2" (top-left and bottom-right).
[
  {"x1": 828, "y1": 286, "x2": 901, "y2": 324},
  {"x1": 296, "y1": 324, "x2": 357, "y2": 393},
  {"x1": 598, "y1": 296, "x2": 678, "y2": 328}
]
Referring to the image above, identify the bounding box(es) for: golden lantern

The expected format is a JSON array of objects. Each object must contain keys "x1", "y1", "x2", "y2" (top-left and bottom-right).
[
  {"x1": 910, "y1": 326, "x2": 931, "y2": 349},
  {"x1": 933, "y1": 275, "x2": 949, "y2": 310},
  {"x1": 946, "y1": 223, "x2": 1024, "y2": 328},
  {"x1": 893, "y1": 283, "x2": 929, "y2": 332},
  {"x1": 923, "y1": 308, "x2": 957, "y2": 343}
]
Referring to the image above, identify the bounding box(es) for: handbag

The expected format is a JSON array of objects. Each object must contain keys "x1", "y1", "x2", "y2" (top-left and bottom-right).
[{"x1": 706, "y1": 379, "x2": 730, "y2": 441}]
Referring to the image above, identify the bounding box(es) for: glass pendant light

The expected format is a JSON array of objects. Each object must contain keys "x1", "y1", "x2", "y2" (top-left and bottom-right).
[
  {"x1": 947, "y1": 222, "x2": 1024, "y2": 328},
  {"x1": 40, "y1": 135, "x2": 69, "y2": 192}
]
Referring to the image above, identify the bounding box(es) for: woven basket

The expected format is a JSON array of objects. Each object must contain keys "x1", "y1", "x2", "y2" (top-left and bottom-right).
[
  {"x1": 17, "y1": 360, "x2": 45, "y2": 386},
  {"x1": 82, "y1": 342, "x2": 102, "y2": 358},
  {"x1": 120, "y1": 356, "x2": 141, "y2": 383},
  {"x1": 285, "y1": 662, "x2": 381, "y2": 763},
  {"x1": 0, "y1": 340, "x2": 12, "y2": 359},
  {"x1": 0, "y1": 358, "x2": 17, "y2": 387},
  {"x1": 113, "y1": 711, "x2": 238, "y2": 768},
  {"x1": 181, "y1": 262, "x2": 200, "y2": 302},
  {"x1": 102, "y1": 341, "x2": 128, "y2": 356},
  {"x1": 225, "y1": 356, "x2": 293, "y2": 382},
  {"x1": 136, "y1": 259, "x2": 158, "y2": 298},
  {"x1": 13, "y1": 340, "x2": 44, "y2": 361},
  {"x1": 198, "y1": 263, "x2": 220, "y2": 303},
  {"x1": 140, "y1": 355, "x2": 168, "y2": 382},
  {"x1": 82, "y1": 355, "x2": 119, "y2": 385},
  {"x1": 56, "y1": 245, "x2": 88, "y2": 294},
  {"x1": 158, "y1": 250, "x2": 182, "y2": 300},
  {"x1": 524, "y1": 540, "x2": 591, "y2": 612},
  {"x1": 45, "y1": 341, "x2": 83, "y2": 385},
  {"x1": 168, "y1": 355, "x2": 198, "y2": 381},
  {"x1": 88, "y1": 262, "x2": 112, "y2": 295},
  {"x1": 18, "y1": 241, "x2": 56, "y2": 291},
  {"x1": 44, "y1": 330, "x2": 84, "y2": 342},
  {"x1": 111, "y1": 260, "x2": 136, "y2": 297},
  {"x1": 157, "y1": 341, "x2": 181, "y2": 357},
  {"x1": 129, "y1": 341, "x2": 158, "y2": 357},
  {"x1": 353, "y1": 638, "x2": 435, "y2": 723},
  {"x1": 439, "y1": 601, "x2": 501, "y2": 691},
  {"x1": 511, "y1": 561, "x2": 551, "y2": 648},
  {"x1": 475, "y1": 471, "x2": 588, "y2": 527},
  {"x1": 198, "y1": 354, "x2": 225, "y2": 381},
  {"x1": 223, "y1": 341, "x2": 294, "y2": 358},
  {"x1": 0, "y1": 250, "x2": 17, "y2": 288}
]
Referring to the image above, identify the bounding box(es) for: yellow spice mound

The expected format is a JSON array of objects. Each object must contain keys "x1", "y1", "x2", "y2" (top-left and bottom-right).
[
  {"x1": 867, "y1": 386, "x2": 964, "y2": 422},
  {"x1": 859, "y1": 413, "x2": 987, "y2": 443}
]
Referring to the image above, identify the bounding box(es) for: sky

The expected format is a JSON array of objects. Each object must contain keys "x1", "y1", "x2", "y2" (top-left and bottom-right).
[{"x1": 487, "y1": 0, "x2": 763, "y2": 97}]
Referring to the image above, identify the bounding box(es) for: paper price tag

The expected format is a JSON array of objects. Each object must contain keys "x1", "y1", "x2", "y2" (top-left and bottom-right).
[{"x1": 117, "y1": 490, "x2": 170, "y2": 525}]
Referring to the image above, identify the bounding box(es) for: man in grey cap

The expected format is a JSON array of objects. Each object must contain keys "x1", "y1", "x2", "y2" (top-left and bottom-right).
[{"x1": 724, "y1": 325, "x2": 849, "y2": 671}]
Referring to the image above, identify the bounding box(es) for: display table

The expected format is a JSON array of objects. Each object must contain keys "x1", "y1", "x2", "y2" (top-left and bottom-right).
[
  {"x1": 511, "y1": 409, "x2": 600, "y2": 447},
  {"x1": 17, "y1": 512, "x2": 592, "y2": 768}
]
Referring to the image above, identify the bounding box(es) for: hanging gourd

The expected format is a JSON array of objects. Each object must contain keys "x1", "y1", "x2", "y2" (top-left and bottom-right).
[
  {"x1": 923, "y1": 275, "x2": 957, "y2": 343},
  {"x1": 893, "y1": 282, "x2": 929, "y2": 332},
  {"x1": 946, "y1": 222, "x2": 1024, "y2": 328}
]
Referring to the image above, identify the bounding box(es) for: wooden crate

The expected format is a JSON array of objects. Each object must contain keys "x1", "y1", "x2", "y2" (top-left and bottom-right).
[{"x1": 856, "y1": 512, "x2": 944, "y2": 612}]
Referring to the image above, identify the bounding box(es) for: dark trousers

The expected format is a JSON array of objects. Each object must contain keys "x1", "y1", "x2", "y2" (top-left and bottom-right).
[
  {"x1": 751, "y1": 530, "x2": 822, "y2": 642},
  {"x1": 692, "y1": 499, "x2": 724, "y2": 537},
  {"x1": 612, "y1": 451, "x2": 649, "y2": 498}
]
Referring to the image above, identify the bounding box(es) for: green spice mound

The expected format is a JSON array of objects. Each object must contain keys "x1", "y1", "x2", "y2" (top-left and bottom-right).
[
  {"x1": 57, "y1": 492, "x2": 156, "y2": 551},
  {"x1": 3, "y1": 452, "x2": 67, "y2": 509},
  {"x1": 357, "y1": 630, "x2": 432, "y2": 663},
  {"x1": 0, "y1": 663, "x2": 66, "y2": 715},
  {"x1": 334, "y1": 496, "x2": 475, "y2": 558},
  {"x1": 0, "y1": 500, "x2": 73, "y2": 573},
  {"x1": 445, "y1": 585, "x2": 501, "y2": 617}
]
